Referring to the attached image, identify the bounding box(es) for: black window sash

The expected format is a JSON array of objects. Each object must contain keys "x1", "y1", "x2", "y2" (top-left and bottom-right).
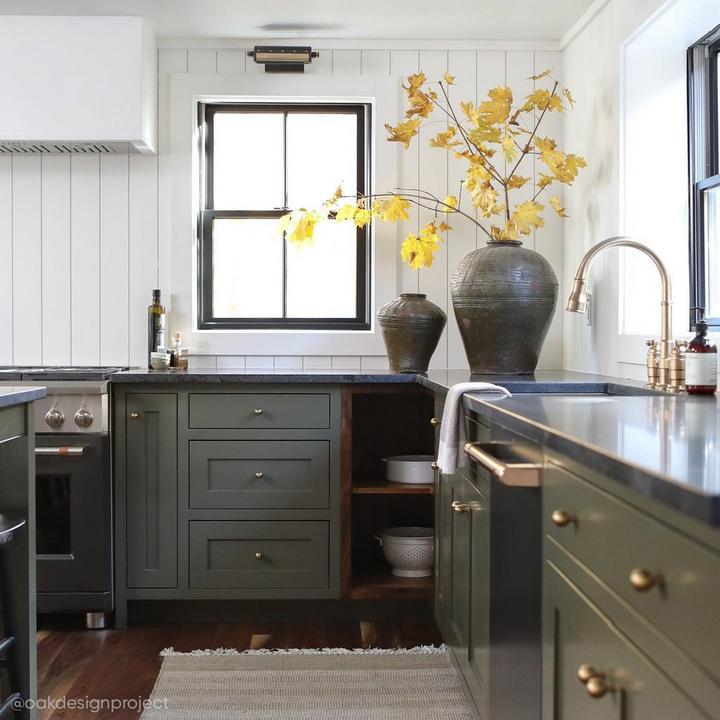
[{"x1": 198, "y1": 103, "x2": 371, "y2": 331}]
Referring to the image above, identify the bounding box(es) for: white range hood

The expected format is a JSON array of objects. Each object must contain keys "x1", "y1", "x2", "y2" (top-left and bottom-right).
[{"x1": 0, "y1": 16, "x2": 157, "y2": 154}]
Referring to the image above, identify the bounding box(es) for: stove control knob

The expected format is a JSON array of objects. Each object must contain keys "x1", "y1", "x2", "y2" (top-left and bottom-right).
[
  {"x1": 74, "y1": 409, "x2": 94, "y2": 429},
  {"x1": 45, "y1": 408, "x2": 65, "y2": 430}
]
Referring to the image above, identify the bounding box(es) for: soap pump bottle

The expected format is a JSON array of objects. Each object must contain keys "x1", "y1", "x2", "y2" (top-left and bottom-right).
[{"x1": 685, "y1": 312, "x2": 717, "y2": 395}]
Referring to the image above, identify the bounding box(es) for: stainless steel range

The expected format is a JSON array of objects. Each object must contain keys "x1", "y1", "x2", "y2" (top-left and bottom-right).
[{"x1": 0, "y1": 366, "x2": 126, "y2": 628}]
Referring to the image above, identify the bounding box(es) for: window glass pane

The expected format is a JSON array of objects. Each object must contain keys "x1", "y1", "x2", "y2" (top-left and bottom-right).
[
  {"x1": 286, "y1": 222, "x2": 358, "y2": 318},
  {"x1": 704, "y1": 184, "x2": 720, "y2": 317},
  {"x1": 286, "y1": 113, "x2": 358, "y2": 208},
  {"x1": 212, "y1": 218, "x2": 284, "y2": 318},
  {"x1": 212, "y1": 112, "x2": 284, "y2": 210}
]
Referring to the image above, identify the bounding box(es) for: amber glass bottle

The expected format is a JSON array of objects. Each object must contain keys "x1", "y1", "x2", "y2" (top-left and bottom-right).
[{"x1": 685, "y1": 317, "x2": 717, "y2": 395}]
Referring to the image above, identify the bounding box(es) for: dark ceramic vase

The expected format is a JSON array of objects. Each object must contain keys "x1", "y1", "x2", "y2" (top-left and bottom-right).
[
  {"x1": 377, "y1": 293, "x2": 447, "y2": 373},
  {"x1": 451, "y1": 241, "x2": 558, "y2": 374}
]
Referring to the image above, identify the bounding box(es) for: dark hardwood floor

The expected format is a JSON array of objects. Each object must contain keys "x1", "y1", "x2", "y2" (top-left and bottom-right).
[{"x1": 37, "y1": 616, "x2": 443, "y2": 720}]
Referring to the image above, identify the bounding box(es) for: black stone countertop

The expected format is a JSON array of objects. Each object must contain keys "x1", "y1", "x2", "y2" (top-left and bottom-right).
[
  {"x1": 465, "y1": 392, "x2": 720, "y2": 527},
  {"x1": 0, "y1": 386, "x2": 47, "y2": 409}
]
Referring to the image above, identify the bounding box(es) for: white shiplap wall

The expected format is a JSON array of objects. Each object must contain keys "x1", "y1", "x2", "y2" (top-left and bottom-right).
[{"x1": 0, "y1": 42, "x2": 563, "y2": 370}]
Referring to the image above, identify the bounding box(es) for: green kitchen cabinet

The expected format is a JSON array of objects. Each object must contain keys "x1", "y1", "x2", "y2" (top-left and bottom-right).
[
  {"x1": 124, "y1": 393, "x2": 178, "y2": 590},
  {"x1": 543, "y1": 560, "x2": 706, "y2": 720}
]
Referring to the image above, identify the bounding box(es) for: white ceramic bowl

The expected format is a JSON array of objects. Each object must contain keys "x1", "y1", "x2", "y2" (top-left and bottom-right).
[
  {"x1": 384, "y1": 455, "x2": 435, "y2": 485},
  {"x1": 377, "y1": 526, "x2": 434, "y2": 577}
]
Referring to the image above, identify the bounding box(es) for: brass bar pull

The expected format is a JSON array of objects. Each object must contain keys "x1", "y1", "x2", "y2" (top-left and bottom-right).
[
  {"x1": 464, "y1": 443, "x2": 541, "y2": 487},
  {"x1": 129, "y1": 412, "x2": 140, "y2": 419},
  {"x1": 629, "y1": 568, "x2": 662, "y2": 592},
  {"x1": 451, "y1": 500, "x2": 470, "y2": 514}
]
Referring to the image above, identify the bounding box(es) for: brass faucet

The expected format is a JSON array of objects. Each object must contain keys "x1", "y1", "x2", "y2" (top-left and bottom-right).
[{"x1": 565, "y1": 236, "x2": 683, "y2": 391}]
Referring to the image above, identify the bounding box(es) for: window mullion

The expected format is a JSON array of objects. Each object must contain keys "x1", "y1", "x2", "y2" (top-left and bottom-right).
[{"x1": 282, "y1": 111, "x2": 289, "y2": 320}]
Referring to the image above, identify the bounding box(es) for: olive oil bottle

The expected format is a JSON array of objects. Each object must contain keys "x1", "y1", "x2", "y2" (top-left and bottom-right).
[{"x1": 147, "y1": 289, "x2": 166, "y2": 368}]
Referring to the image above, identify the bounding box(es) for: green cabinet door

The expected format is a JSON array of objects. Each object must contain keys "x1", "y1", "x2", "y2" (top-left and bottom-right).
[
  {"x1": 543, "y1": 560, "x2": 706, "y2": 720},
  {"x1": 125, "y1": 393, "x2": 178, "y2": 588}
]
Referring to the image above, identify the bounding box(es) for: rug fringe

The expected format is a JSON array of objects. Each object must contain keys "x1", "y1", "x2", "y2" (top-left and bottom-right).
[{"x1": 160, "y1": 644, "x2": 447, "y2": 657}]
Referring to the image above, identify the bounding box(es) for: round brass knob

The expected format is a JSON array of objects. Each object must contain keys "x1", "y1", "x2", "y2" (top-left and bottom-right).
[
  {"x1": 430, "y1": 417, "x2": 441, "y2": 427},
  {"x1": 629, "y1": 568, "x2": 659, "y2": 592},
  {"x1": 253, "y1": 408, "x2": 264, "y2": 415},
  {"x1": 431, "y1": 461, "x2": 438, "y2": 470},
  {"x1": 585, "y1": 674, "x2": 610, "y2": 699},
  {"x1": 451, "y1": 500, "x2": 470, "y2": 513},
  {"x1": 577, "y1": 664, "x2": 597, "y2": 684},
  {"x1": 255, "y1": 472, "x2": 264, "y2": 479},
  {"x1": 255, "y1": 552, "x2": 264, "y2": 560},
  {"x1": 129, "y1": 412, "x2": 140, "y2": 419},
  {"x1": 551, "y1": 509, "x2": 575, "y2": 528}
]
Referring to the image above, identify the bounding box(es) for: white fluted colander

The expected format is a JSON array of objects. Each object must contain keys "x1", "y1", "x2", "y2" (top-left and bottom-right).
[{"x1": 376, "y1": 526, "x2": 434, "y2": 577}]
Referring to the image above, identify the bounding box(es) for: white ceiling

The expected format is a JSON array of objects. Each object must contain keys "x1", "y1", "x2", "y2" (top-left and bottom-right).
[{"x1": 0, "y1": 0, "x2": 596, "y2": 40}]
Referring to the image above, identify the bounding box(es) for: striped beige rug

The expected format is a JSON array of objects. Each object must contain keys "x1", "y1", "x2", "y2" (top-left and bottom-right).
[{"x1": 140, "y1": 646, "x2": 475, "y2": 719}]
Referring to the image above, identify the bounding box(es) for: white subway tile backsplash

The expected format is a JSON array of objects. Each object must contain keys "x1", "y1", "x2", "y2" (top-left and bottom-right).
[
  {"x1": 188, "y1": 355, "x2": 217, "y2": 369},
  {"x1": 360, "y1": 356, "x2": 390, "y2": 371},
  {"x1": 216, "y1": 355, "x2": 246, "y2": 369},
  {"x1": 274, "y1": 356, "x2": 303, "y2": 370},
  {"x1": 331, "y1": 356, "x2": 362, "y2": 370},
  {"x1": 303, "y1": 356, "x2": 332, "y2": 370},
  {"x1": 246, "y1": 356, "x2": 274, "y2": 369}
]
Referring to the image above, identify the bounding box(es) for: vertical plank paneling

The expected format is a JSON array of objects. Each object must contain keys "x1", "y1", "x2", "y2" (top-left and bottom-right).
[
  {"x1": 446, "y1": 51, "x2": 479, "y2": 370},
  {"x1": 99, "y1": 155, "x2": 129, "y2": 365},
  {"x1": 41, "y1": 156, "x2": 71, "y2": 365},
  {"x1": 306, "y1": 49, "x2": 333, "y2": 74},
  {"x1": 360, "y1": 50, "x2": 390, "y2": 76},
  {"x1": 0, "y1": 157, "x2": 12, "y2": 364},
  {"x1": 70, "y1": 155, "x2": 101, "y2": 365},
  {"x1": 188, "y1": 49, "x2": 217, "y2": 73},
  {"x1": 12, "y1": 157, "x2": 42, "y2": 365},
  {"x1": 389, "y1": 50, "x2": 420, "y2": 294},
  {"x1": 332, "y1": 50, "x2": 362, "y2": 75},
  {"x1": 418, "y1": 50, "x2": 449, "y2": 368},
  {"x1": 534, "y1": 51, "x2": 565, "y2": 369},
  {"x1": 129, "y1": 155, "x2": 158, "y2": 368}
]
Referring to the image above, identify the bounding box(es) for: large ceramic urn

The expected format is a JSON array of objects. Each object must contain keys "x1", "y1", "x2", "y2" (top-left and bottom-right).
[{"x1": 451, "y1": 241, "x2": 558, "y2": 374}]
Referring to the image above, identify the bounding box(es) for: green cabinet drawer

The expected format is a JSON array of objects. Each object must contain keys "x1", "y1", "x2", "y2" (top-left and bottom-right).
[
  {"x1": 545, "y1": 462, "x2": 720, "y2": 685},
  {"x1": 189, "y1": 440, "x2": 330, "y2": 509},
  {"x1": 189, "y1": 521, "x2": 329, "y2": 590},
  {"x1": 543, "y1": 561, "x2": 705, "y2": 720},
  {"x1": 188, "y1": 393, "x2": 330, "y2": 430}
]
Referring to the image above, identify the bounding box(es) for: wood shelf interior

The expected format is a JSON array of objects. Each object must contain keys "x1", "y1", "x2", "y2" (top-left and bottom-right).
[
  {"x1": 352, "y1": 479, "x2": 434, "y2": 495},
  {"x1": 351, "y1": 566, "x2": 433, "y2": 600}
]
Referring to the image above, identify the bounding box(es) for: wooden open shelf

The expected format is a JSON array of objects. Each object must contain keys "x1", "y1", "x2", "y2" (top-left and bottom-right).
[
  {"x1": 352, "y1": 478, "x2": 434, "y2": 495},
  {"x1": 351, "y1": 566, "x2": 433, "y2": 600}
]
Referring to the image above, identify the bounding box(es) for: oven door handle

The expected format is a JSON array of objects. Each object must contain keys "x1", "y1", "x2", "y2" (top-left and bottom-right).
[{"x1": 35, "y1": 446, "x2": 88, "y2": 457}]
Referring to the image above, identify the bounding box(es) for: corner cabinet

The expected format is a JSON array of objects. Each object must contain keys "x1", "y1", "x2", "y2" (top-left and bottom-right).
[{"x1": 113, "y1": 384, "x2": 342, "y2": 627}]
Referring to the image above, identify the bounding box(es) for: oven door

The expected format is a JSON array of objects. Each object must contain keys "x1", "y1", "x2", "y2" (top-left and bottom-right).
[{"x1": 35, "y1": 434, "x2": 111, "y2": 595}]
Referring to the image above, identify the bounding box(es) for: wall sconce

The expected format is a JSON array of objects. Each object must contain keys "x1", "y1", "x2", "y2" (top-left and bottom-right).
[{"x1": 247, "y1": 46, "x2": 319, "y2": 73}]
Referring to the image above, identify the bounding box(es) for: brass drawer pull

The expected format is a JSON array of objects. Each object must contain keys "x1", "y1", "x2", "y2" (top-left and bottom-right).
[
  {"x1": 578, "y1": 665, "x2": 612, "y2": 699},
  {"x1": 255, "y1": 552, "x2": 264, "y2": 560},
  {"x1": 129, "y1": 412, "x2": 141, "y2": 419},
  {"x1": 629, "y1": 567, "x2": 662, "y2": 592},
  {"x1": 253, "y1": 408, "x2": 264, "y2": 415},
  {"x1": 464, "y1": 443, "x2": 540, "y2": 487},
  {"x1": 430, "y1": 417, "x2": 441, "y2": 427},
  {"x1": 551, "y1": 509, "x2": 575, "y2": 527},
  {"x1": 451, "y1": 500, "x2": 470, "y2": 514},
  {"x1": 255, "y1": 471, "x2": 264, "y2": 479},
  {"x1": 431, "y1": 461, "x2": 438, "y2": 470}
]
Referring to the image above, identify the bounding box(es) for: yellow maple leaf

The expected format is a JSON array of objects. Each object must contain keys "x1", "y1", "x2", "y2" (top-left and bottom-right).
[
  {"x1": 443, "y1": 195, "x2": 458, "y2": 211},
  {"x1": 471, "y1": 181, "x2": 499, "y2": 218},
  {"x1": 490, "y1": 222, "x2": 520, "y2": 242},
  {"x1": 373, "y1": 195, "x2": 411, "y2": 222},
  {"x1": 335, "y1": 204, "x2": 357, "y2": 221},
  {"x1": 438, "y1": 221, "x2": 452, "y2": 232},
  {"x1": 385, "y1": 119, "x2": 420, "y2": 149},
  {"x1": 404, "y1": 72, "x2": 426, "y2": 94},
  {"x1": 460, "y1": 100, "x2": 482, "y2": 126},
  {"x1": 442, "y1": 72, "x2": 455, "y2": 85},
  {"x1": 325, "y1": 184, "x2": 343, "y2": 206},
  {"x1": 529, "y1": 68, "x2": 553, "y2": 81},
  {"x1": 501, "y1": 133, "x2": 517, "y2": 162},
  {"x1": 507, "y1": 174, "x2": 531, "y2": 189},
  {"x1": 430, "y1": 126, "x2": 462, "y2": 150},
  {"x1": 406, "y1": 88, "x2": 437, "y2": 119},
  {"x1": 354, "y1": 207, "x2": 372, "y2": 228},
  {"x1": 479, "y1": 86, "x2": 513, "y2": 124},
  {"x1": 281, "y1": 210, "x2": 324, "y2": 245},
  {"x1": 550, "y1": 195, "x2": 568, "y2": 217},
  {"x1": 511, "y1": 200, "x2": 545, "y2": 236},
  {"x1": 537, "y1": 173, "x2": 554, "y2": 189}
]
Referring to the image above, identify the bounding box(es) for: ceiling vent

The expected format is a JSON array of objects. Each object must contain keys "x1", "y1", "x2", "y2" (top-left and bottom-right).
[{"x1": 0, "y1": 141, "x2": 130, "y2": 155}]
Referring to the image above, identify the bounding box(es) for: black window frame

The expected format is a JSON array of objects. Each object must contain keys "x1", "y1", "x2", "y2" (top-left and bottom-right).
[
  {"x1": 197, "y1": 102, "x2": 372, "y2": 331},
  {"x1": 688, "y1": 27, "x2": 720, "y2": 328}
]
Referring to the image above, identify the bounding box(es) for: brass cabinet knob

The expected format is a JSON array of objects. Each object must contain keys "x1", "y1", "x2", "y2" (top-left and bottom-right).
[
  {"x1": 253, "y1": 408, "x2": 264, "y2": 415},
  {"x1": 430, "y1": 417, "x2": 441, "y2": 427},
  {"x1": 255, "y1": 471, "x2": 264, "y2": 479},
  {"x1": 451, "y1": 500, "x2": 470, "y2": 513},
  {"x1": 431, "y1": 461, "x2": 438, "y2": 470},
  {"x1": 629, "y1": 568, "x2": 660, "y2": 592},
  {"x1": 551, "y1": 509, "x2": 575, "y2": 527},
  {"x1": 255, "y1": 552, "x2": 264, "y2": 560},
  {"x1": 577, "y1": 664, "x2": 598, "y2": 684},
  {"x1": 585, "y1": 674, "x2": 610, "y2": 699},
  {"x1": 129, "y1": 412, "x2": 140, "y2": 419}
]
